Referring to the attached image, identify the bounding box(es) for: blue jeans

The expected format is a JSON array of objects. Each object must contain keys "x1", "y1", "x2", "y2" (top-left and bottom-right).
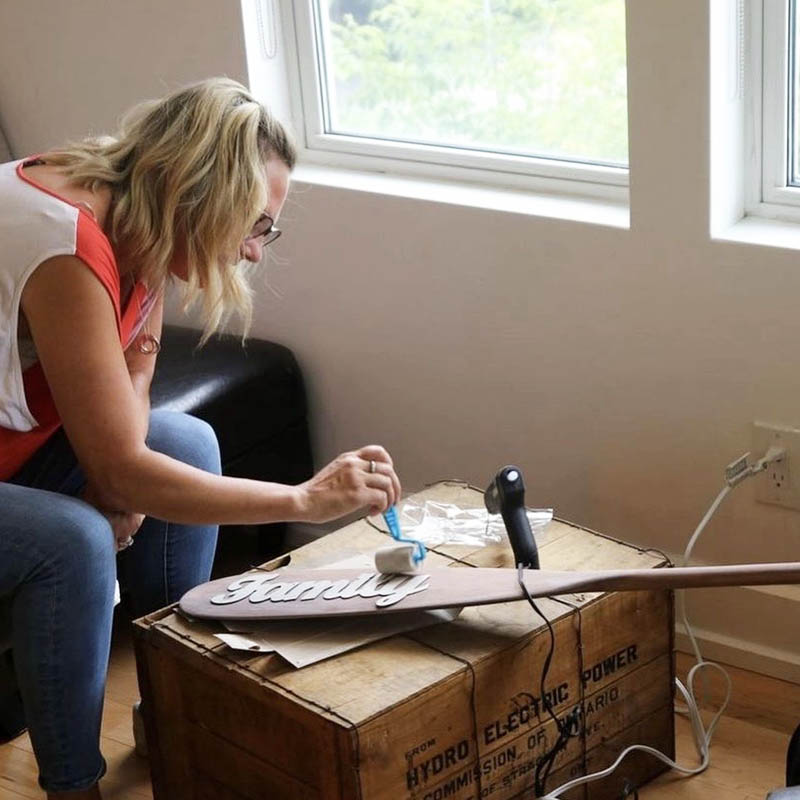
[{"x1": 0, "y1": 410, "x2": 220, "y2": 792}]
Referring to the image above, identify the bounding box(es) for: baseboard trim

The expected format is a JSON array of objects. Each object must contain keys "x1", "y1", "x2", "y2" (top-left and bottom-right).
[{"x1": 675, "y1": 624, "x2": 800, "y2": 685}]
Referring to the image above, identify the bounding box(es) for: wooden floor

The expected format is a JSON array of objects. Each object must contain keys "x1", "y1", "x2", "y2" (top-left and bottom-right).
[
  {"x1": 0, "y1": 637, "x2": 798, "y2": 799},
  {"x1": 0, "y1": 620, "x2": 152, "y2": 800}
]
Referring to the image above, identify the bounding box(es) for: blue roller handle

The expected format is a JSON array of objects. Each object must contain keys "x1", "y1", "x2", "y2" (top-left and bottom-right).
[{"x1": 383, "y1": 506, "x2": 426, "y2": 564}]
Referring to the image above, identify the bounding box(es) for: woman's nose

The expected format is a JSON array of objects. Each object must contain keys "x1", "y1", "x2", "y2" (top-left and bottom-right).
[{"x1": 240, "y1": 238, "x2": 264, "y2": 263}]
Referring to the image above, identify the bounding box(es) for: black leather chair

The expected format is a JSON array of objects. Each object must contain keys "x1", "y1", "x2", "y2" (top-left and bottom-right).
[{"x1": 151, "y1": 324, "x2": 315, "y2": 562}]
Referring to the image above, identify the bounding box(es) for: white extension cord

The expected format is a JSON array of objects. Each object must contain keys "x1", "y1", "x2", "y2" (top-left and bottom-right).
[{"x1": 541, "y1": 444, "x2": 786, "y2": 799}]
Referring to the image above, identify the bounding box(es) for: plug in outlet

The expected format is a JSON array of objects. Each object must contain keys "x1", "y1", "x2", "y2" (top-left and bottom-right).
[{"x1": 752, "y1": 422, "x2": 800, "y2": 509}]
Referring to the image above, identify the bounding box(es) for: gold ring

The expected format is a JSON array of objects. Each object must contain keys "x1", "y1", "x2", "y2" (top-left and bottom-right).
[{"x1": 369, "y1": 460, "x2": 377, "y2": 474}]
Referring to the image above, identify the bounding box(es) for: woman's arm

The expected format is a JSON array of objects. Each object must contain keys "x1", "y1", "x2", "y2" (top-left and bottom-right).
[
  {"x1": 81, "y1": 293, "x2": 165, "y2": 546},
  {"x1": 22, "y1": 256, "x2": 399, "y2": 525}
]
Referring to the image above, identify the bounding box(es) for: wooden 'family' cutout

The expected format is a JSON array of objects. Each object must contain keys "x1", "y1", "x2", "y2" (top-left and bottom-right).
[{"x1": 179, "y1": 562, "x2": 800, "y2": 621}]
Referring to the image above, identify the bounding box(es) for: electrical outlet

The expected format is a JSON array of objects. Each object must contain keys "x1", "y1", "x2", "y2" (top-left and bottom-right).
[{"x1": 752, "y1": 422, "x2": 800, "y2": 509}]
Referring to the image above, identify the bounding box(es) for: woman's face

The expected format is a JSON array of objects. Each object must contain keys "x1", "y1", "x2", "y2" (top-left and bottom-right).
[
  {"x1": 239, "y1": 155, "x2": 291, "y2": 264},
  {"x1": 168, "y1": 154, "x2": 291, "y2": 280}
]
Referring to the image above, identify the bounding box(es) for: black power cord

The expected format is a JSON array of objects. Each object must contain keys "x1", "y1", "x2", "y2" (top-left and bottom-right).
[
  {"x1": 517, "y1": 564, "x2": 582, "y2": 797},
  {"x1": 620, "y1": 778, "x2": 639, "y2": 799}
]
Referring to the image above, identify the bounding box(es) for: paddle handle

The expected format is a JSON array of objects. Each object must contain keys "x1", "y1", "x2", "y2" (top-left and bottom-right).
[{"x1": 524, "y1": 562, "x2": 800, "y2": 596}]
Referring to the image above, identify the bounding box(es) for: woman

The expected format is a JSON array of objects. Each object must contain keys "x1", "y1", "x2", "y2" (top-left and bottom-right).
[{"x1": 0, "y1": 78, "x2": 401, "y2": 799}]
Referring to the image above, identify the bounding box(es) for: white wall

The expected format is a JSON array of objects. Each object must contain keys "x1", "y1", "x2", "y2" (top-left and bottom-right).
[{"x1": 1, "y1": 0, "x2": 798, "y2": 680}]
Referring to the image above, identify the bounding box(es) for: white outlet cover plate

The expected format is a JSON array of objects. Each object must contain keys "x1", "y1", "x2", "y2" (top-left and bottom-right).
[{"x1": 752, "y1": 421, "x2": 800, "y2": 509}]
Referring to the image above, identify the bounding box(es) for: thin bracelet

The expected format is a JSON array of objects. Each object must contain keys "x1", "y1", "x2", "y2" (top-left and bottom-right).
[{"x1": 136, "y1": 333, "x2": 161, "y2": 355}]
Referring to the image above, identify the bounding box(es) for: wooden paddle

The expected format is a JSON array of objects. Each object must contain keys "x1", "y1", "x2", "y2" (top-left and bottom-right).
[{"x1": 179, "y1": 562, "x2": 800, "y2": 621}]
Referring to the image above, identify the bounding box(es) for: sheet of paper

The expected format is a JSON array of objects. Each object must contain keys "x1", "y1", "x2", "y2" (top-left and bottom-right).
[
  {"x1": 215, "y1": 632, "x2": 274, "y2": 653},
  {"x1": 323, "y1": 553, "x2": 376, "y2": 570},
  {"x1": 215, "y1": 607, "x2": 461, "y2": 668}
]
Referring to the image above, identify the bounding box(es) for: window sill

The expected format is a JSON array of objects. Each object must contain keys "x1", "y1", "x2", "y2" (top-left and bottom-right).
[
  {"x1": 291, "y1": 164, "x2": 630, "y2": 230},
  {"x1": 714, "y1": 214, "x2": 800, "y2": 251}
]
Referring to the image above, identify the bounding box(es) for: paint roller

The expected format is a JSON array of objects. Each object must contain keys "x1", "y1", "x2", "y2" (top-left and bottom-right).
[{"x1": 375, "y1": 506, "x2": 427, "y2": 574}]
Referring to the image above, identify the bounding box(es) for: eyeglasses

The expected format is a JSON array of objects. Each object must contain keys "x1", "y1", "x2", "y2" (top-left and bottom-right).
[{"x1": 246, "y1": 213, "x2": 281, "y2": 246}]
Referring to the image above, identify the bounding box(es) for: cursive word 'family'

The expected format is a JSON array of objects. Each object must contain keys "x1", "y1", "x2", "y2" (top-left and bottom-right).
[{"x1": 210, "y1": 571, "x2": 431, "y2": 608}]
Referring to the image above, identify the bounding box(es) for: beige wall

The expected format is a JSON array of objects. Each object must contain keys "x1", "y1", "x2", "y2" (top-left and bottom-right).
[
  {"x1": 0, "y1": 0, "x2": 797, "y2": 679},
  {"x1": 0, "y1": 0, "x2": 249, "y2": 155}
]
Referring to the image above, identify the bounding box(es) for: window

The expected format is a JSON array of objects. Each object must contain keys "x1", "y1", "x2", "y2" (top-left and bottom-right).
[
  {"x1": 754, "y1": 0, "x2": 800, "y2": 217},
  {"x1": 284, "y1": 0, "x2": 629, "y2": 195}
]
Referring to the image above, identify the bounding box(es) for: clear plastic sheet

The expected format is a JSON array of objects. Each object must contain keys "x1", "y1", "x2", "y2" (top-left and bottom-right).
[{"x1": 399, "y1": 500, "x2": 553, "y2": 548}]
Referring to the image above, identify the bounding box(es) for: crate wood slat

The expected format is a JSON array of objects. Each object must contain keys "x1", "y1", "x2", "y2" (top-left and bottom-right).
[{"x1": 134, "y1": 482, "x2": 675, "y2": 800}]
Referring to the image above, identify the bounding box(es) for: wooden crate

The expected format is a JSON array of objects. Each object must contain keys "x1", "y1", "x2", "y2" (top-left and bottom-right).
[{"x1": 134, "y1": 482, "x2": 675, "y2": 800}]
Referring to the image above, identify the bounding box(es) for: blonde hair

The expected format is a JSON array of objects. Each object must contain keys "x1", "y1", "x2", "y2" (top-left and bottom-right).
[{"x1": 45, "y1": 77, "x2": 296, "y2": 340}]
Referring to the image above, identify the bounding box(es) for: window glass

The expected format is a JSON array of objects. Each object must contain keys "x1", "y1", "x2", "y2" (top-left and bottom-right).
[
  {"x1": 315, "y1": 0, "x2": 628, "y2": 167},
  {"x1": 790, "y1": 0, "x2": 800, "y2": 185}
]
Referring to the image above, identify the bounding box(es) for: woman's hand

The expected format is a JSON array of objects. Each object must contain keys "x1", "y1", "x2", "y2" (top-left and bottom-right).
[
  {"x1": 81, "y1": 482, "x2": 145, "y2": 551},
  {"x1": 295, "y1": 445, "x2": 402, "y2": 524}
]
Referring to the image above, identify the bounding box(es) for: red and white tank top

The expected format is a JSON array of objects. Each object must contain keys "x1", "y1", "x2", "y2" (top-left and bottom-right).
[{"x1": 0, "y1": 157, "x2": 155, "y2": 480}]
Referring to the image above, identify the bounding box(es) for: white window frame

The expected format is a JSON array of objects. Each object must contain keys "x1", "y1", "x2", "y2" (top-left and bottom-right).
[
  {"x1": 748, "y1": 0, "x2": 800, "y2": 221},
  {"x1": 279, "y1": 0, "x2": 629, "y2": 202}
]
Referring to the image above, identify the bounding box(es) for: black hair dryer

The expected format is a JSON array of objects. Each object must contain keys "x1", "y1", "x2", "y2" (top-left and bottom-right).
[{"x1": 484, "y1": 465, "x2": 540, "y2": 570}]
